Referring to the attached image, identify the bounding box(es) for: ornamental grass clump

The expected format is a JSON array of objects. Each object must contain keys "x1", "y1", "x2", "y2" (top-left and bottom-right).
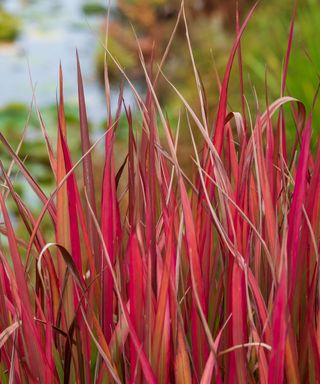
[{"x1": 0, "y1": 3, "x2": 319, "y2": 383}]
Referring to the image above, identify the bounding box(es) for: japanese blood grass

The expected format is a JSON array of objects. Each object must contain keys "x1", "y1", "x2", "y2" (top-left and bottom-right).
[{"x1": 0, "y1": 3, "x2": 320, "y2": 383}]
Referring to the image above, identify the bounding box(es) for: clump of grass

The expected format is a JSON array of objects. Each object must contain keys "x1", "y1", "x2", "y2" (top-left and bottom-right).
[{"x1": 0, "y1": 3, "x2": 319, "y2": 383}]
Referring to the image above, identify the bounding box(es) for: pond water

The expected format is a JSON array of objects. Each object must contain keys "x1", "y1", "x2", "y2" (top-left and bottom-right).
[{"x1": 0, "y1": 0, "x2": 119, "y2": 125}]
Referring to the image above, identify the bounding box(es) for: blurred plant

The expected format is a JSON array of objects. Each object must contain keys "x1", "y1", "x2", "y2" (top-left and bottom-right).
[
  {"x1": 97, "y1": 0, "x2": 252, "y2": 101},
  {"x1": 96, "y1": 0, "x2": 320, "y2": 149},
  {"x1": 0, "y1": 8, "x2": 20, "y2": 42},
  {"x1": 82, "y1": 2, "x2": 108, "y2": 16},
  {"x1": 0, "y1": 103, "x2": 83, "y2": 196},
  {"x1": 238, "y1": 0, "x2": 320, "y2": 145}
]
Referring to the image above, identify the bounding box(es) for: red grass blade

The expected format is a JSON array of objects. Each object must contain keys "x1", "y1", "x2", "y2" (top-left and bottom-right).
[
  {"x1": 0, "y1": 192, "x2": 48, "y2": 382},
  {"x1": 268, "y1": 256, "x2": 287, "y2": 383},
  {"x1": 129, "y1": 232, "x2": 145, "y2": 382},
  {"x1": 213, "y1": 2, "x2": 258, "y2": 154},
  {"x1": 76, "y1": 52, "x2": 100, "y2": 270}
]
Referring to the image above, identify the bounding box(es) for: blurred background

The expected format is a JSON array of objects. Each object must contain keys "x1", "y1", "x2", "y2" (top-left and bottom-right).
[{"x1": 0, "y1": 0, "x2": 319, "y2": 206}]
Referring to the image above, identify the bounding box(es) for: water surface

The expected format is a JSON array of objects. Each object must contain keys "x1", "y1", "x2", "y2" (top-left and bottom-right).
[{"x1": 0, "y1": 0, "x2": 117, "y2": 124}]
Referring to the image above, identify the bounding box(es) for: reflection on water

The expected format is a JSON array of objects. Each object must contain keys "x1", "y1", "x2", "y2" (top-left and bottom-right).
[{"x1": 0, "y1": 0, "x2": 117, "y2": 124}]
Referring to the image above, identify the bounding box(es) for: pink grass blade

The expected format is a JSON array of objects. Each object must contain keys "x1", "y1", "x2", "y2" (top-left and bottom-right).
[
  {"x1": 100, "y1": 87, "x2": 123, "y2": 343},
  {"x1": 128, "y1": 232, "x2": 145, "y2": 382},
  {"x1": 36, "y1": 108, "x2": 57, "y2": 177},
  {"x1": 58, "y1": 120, "x2": 82, "y2": 274},
  {"x1": 174, "y1": 323, "x2": 192, "y2": 384},
  {"x1": 268, "y1": 255, "x2": 287, "y2": 383},
  {"x1": 230, "y1": 262, "x2": 248, "y2": 383},
  {"x1": 213, "y1": 2, "x2": 258, "y2": 154},
  {"x1": 151, "y1": 216, "x2": 174, "y2": 383},
  {"x1": 0, "y1": 321, "x2": 21, "y2": 349},
  {"x1": 200, "y1": 318, "x2": 228, "y2": 384},
  {"x1": 236, "y1": 2, "x2": 247, "y2": 135},
  {"x1": 0, "y1": 192, "x2": 48, "y2": 382},
  {"x1": 288, "y1": 114, "x2": 312, "y2": 298},
  {"x1": 56, "y1": 64, "x2": 73, "y2": 329},
  {"x1": 76, "y1": 52, "x2": 100, "y2": 271}
]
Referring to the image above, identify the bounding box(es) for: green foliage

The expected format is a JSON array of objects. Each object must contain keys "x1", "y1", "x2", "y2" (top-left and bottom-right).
[
  {"x1": 242, "y1": 0, "x2": 320, "y2": 143},
  {"x1": 0, "y1": 8, "x2": 20, "y2": 42},
  {"x1": 82, "y1": 2, "x2": 107, "y2": 16}
]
